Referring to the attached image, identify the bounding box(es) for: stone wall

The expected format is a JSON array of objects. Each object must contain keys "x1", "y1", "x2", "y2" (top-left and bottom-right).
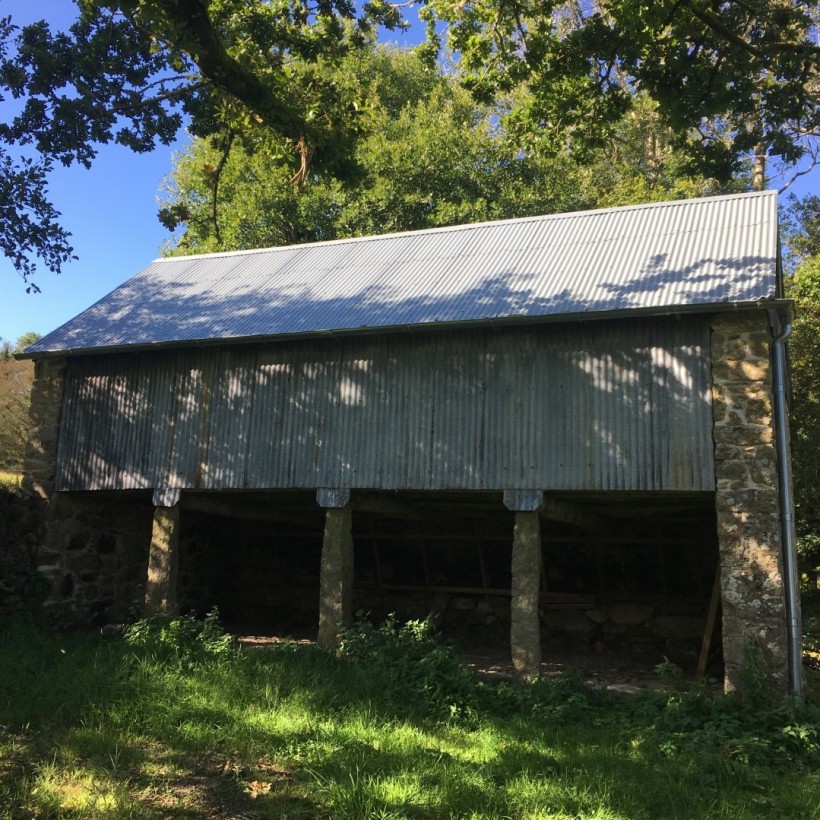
[
  {"x1": 711, "y1": 311, "x2": 789, "y2": 692},
  {"x1": 0, "y1": 487, "x2": 47, "y2": 617},
  {"x1": 356, "y1": 590, "x2": 710, "y2": 667},
  {"x1": 35, "y1": 493, "x2": 153, "y2": 628},
  {"x1": 1, "y1": 488, "x2": 153, "y2": 627}
]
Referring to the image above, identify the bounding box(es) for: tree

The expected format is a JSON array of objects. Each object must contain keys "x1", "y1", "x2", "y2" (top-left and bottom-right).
[
  {"x1": 0, "y1": 0, "x2": 405, "y2": 286},
  {"x1": 13, "y1": 331, "x2": 42, "y2": 353},
  {"x1": 785, "y1": 196, "x2": 820, "y2": 581},
  {"x1": 0, "y1": 332, "x2": 40, "y2": 471},
  {"x1": 162, "y1": 46, "x2": 728, "y2": 255},
  {"x1": 423, "y1": 0, "x2": 820, "y2": 184},
  {"x1": 3, "y1": 1, "x2": 816, "y2": 286}
]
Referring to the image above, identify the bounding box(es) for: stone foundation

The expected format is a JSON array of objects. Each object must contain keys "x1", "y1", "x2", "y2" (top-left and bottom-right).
[{"x1": 711, "y1": 312, "x2": 789, "y2": 693}]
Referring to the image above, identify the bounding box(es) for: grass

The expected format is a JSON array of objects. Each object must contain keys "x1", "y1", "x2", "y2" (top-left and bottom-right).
[
  {"x1": 0, "y1": 470, "x2": 21, "y2": 489},
  {"x1": 0, "y1": 615, "x2": 819, "y2": 819}
]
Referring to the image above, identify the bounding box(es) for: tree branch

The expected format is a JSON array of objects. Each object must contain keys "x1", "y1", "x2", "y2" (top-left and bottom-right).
[
  {"x1": 209, "y1": 130, "x2": 235, "y2": 246},
  {"x1": 686, "y1": 1, "x2": 820, "y2": 60},
  {"x1": 140, "y1": 0, "x2": 306, "y2": 137}
]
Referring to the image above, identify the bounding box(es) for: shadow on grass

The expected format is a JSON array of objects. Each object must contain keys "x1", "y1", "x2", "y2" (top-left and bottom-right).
[{"x1": 1, "y1": 618, "x2": 819, "y2": 819}]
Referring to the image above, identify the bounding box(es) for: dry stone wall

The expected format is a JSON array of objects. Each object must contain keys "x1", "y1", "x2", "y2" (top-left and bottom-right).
[
  {"x1": 37, "y1": 493, "x2": 153, "y2": 627},
  {"x1": 711, "y1": 312, "x2": 789, "y2": 692}
]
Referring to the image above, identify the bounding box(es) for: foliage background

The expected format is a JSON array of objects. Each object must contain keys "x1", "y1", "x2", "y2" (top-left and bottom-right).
[{"x1": 0, "y1": 334, "x2": 38, "y2": 472}]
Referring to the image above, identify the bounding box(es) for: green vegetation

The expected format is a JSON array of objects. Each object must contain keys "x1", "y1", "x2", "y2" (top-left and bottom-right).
[
  {"x1": 1, "y1": 612, "x2": 818, "y2": 819},
  {"x1": 161, "y1": 47, "x2": 729, "y2": 257},
  {"x1": 0, "y1": 470, "x2": 22, "y2": 489},
  {"x1": 785, "y1": 197, "x2": 820, "y2": 582},
  {"x1": 0, "y1": 332, "x2": 39, "y2": 473},
  {"x1": 2, "y1": 2, "x2": 818, "y2": 286}
]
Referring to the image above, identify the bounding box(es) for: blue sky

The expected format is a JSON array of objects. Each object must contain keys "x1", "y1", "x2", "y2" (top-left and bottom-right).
[
  {"x1": 0, "y1": 0, "x2": 189, "y2": 346},
  {"x1": 1, "y1": 0, "x2": 819, "y2": 346}
]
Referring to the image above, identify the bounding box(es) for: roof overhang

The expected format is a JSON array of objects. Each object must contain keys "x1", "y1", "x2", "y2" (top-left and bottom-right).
[{"x1": 17, "y1": 298, "x2": 794, "y2": 360}]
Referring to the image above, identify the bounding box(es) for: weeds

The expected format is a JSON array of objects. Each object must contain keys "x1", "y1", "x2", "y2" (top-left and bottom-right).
[
  {"x1": 0, "y1": 470, "x2": 22, "y2": 489},
  {"x1": 0, "y1": 612, "x2": 818, "y2": 819},
  {"x1": 123, "y1": 607, "x2": 235, "y2": 668},
  {"x1": 640, "y1": 684, "x2": 820, "y2": 768},
  {"x1": 337, "y1": 614, "x2": 478, "y2": 719}
]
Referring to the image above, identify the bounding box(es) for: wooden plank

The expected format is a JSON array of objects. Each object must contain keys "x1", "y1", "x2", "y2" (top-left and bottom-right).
[
  {"x1": 356, "y1": 581, "x2": 595, "y2": 605},
  {"x1": 475, "y1": 519, "x2": 489, "y2": 589},
  {"x1": 697, "y1": 566, "x2": 722, "y2": 678}
]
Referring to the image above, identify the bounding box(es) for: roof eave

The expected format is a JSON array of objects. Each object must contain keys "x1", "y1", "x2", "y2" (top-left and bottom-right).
[{"x1": 17, "y1": 298, "x2": 794, "y2": 360}]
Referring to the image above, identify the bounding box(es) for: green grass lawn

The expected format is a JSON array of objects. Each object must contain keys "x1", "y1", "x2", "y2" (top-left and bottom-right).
[{"x1": 0, "y1": 614, "x2": 818, "y2": 819}]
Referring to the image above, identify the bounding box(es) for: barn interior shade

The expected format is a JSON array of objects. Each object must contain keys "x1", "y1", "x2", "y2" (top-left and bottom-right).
[{"x1": 27, "y1": 191, "x2": 780, "y2": 355}]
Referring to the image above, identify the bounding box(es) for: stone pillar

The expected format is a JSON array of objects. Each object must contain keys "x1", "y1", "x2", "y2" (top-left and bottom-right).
[
  {"x1": 145, "y1": 489, "x2": 181, "y2": 614},
  {"x1": 504, "y1": 490, "x2": 543, "y2": 682},
  {"x1": 317, "y1": 489, "x2": 354, "y2": 648},
  {"x1": 711, "y1": 312, "x2": 788, "y2": 693},
  {"x1": 22, "y1": 356, "x2": 67, "y2": 500}
]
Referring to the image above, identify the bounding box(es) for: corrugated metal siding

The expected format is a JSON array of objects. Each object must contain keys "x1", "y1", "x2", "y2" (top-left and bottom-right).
[
  {"x1": 31, "y1": 191, "x2": 778, "y2": 354},
  {"x1": 55, "y1": 316, "x2": 715, "y2": 493}
]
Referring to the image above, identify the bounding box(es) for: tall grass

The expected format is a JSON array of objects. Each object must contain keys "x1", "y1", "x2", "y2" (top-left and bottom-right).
[{"x1": 0, "y1": 614, "x2": 818, "y2": 819}]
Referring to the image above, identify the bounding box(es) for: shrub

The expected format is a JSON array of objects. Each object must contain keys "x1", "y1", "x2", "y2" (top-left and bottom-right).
[
  {"x1": 123, "y1": 607, "x2": 235, "y2": 668},
  {"x1": 337, "y1": 614, "x2": 479, "y2": 719},
  {"x1": 638, "y1": 685, "x2": 820, "y2": 769}
]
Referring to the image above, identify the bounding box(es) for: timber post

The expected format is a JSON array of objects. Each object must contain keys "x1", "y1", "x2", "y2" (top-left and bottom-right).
[
  {"x1": 503, "y1": 490, "x2": 544, "y2": 682},
  {"x1": 145, "y1": 488, "x2": 181, "y2": 615},
  {"x1": 317, "y1": 488, "x2": 354, "y2": 648}
]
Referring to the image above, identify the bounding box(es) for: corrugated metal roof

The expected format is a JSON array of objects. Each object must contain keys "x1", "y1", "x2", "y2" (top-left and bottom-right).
[{"x1": 29, "y1": 190, "x2": 780, "y2": 354}]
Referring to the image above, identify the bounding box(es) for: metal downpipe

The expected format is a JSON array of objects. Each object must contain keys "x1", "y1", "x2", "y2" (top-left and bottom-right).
[{"x1": 769, "y1": 312, "x2": 803, "y2": 697}]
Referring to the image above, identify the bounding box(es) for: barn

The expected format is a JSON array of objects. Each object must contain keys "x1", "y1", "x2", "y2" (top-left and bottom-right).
[{"x1": 21, "y1": 190, "x2": 801, "y2": 692}]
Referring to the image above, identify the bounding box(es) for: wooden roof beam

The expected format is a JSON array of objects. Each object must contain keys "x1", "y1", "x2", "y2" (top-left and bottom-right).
[{"x1": 539, "y1": 496, "x2": 605, "y2": 533}]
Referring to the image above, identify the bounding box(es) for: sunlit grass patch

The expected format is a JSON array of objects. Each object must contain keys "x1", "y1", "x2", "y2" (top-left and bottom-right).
[
  {"x1": 26, "y1": 758, "x2": 143, "y2": 819},
  {"x1": 0, "y1": 469, "x2": 22, "y2": 488}
]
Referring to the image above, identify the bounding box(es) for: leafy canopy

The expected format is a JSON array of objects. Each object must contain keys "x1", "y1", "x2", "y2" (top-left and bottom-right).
[
  {"x1": 0, "y1": 0, "x2": 818, "y2": 286},
  {"x1": 0, "y1": 0, "x2": 405, "y2": 286},
  {"x1": 785, "y1": 197, "x2": 820, "y2": 571},
  {"x1": 423, "y1": 0, "x2": 820, "y2": 180},
  {"x1": 161, "y1": 46, "x2": 728, "y2": 255}
]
